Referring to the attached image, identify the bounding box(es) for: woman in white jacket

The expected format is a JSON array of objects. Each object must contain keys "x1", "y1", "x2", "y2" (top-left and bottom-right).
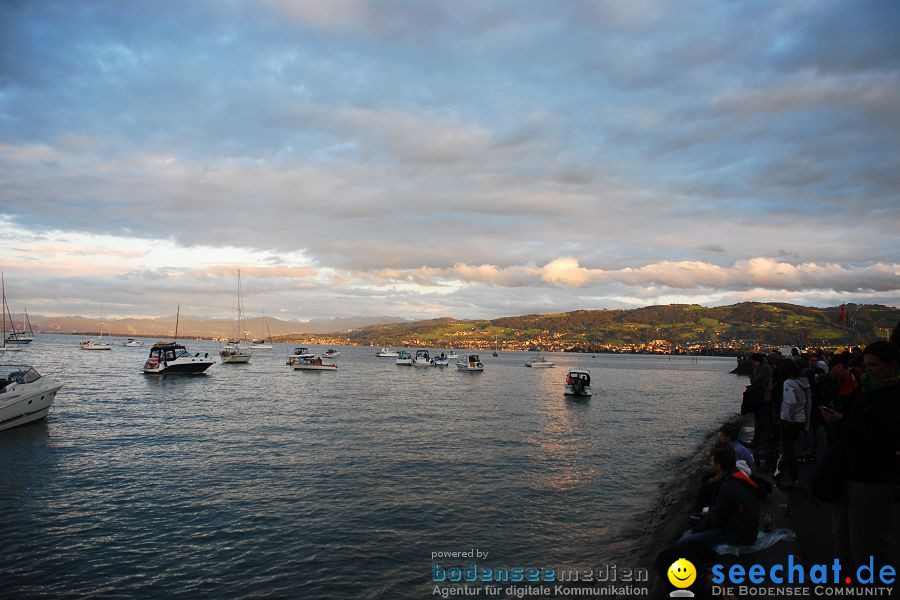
[{"x1": 778, "y1": 358, "x2": 811, "y2": 487}]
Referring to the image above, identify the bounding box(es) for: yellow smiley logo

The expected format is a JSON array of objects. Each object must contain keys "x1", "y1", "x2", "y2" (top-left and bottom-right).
[{"x1": 667, "y1": 558, "x2": 696, "y2": 588}]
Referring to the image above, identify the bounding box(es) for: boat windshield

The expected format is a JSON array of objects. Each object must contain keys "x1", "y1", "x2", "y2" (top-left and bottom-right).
[{"x1": 1, "y1": 366, "x2": 41, "y2": 384}]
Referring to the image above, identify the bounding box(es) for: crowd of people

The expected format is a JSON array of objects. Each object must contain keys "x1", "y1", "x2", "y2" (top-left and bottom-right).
[{"x1": 674, "y1": 327, "x2": 899, "y2": 572}]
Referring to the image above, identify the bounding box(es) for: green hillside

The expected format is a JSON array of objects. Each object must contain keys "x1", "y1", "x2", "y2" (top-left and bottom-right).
[{"x1": 342, "y1": 303, "x2": 899, "y2": 353}]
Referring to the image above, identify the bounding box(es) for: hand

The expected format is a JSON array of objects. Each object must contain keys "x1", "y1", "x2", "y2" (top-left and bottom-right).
[{"x1": 819, "y1": 406, "x2": 843, "y2": 424}]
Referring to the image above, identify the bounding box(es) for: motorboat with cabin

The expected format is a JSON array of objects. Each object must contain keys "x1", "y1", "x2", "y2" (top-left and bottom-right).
[
  {"x1": 395, "y1": 350, "x2": 413, "y2": 365},
  {"x1": 143, "y1": 341, "x2": 216, "y2": 374},
  {"x1": 446, "y1": 349, "x2": 459, "y2": 359},
  {"x1": 322, "y1": 349, "x2": 340, "y2": 358},
  {"x1": 564, "y1": 368, "x2": 592, "y2": 396},
  {"x1": 80, "y1": 338, "x2": 112, "y2": 350},
  {"x1": 123, "y1": 338, "x2": 145, "y2": 347},
  {"x1": 431, "y1": 352, "x2": 449, "y2": 367},
  {"x1": 413, "y1": 349, "x2": 431, "y2": 367},
  {"x1": 220, "y1": 340, "x2": 251, "y2": 364},
  {"x1": 0, "y1": 365, "x2": 63, "y2": 431},
  {"x1": 292, "y1": 356, "x2": 338, "y2": 371},
  {"x1": 286, "y1": 347, "x2": 316, "y2": 365},
  {"x1": 376, "y1": 347, "x2": 399, "y2": 357},
  {"x1": 526, "y1": 355, "x2": 555, "y2": 368},
  {"x1": 456, "y1": 354, "x2": 484, "y2": 372}
]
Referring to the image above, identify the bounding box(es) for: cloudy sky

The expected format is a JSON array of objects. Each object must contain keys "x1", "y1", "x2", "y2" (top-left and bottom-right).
[{"x1": 1, "y1": 0, "x2": 898, "y2": 321}]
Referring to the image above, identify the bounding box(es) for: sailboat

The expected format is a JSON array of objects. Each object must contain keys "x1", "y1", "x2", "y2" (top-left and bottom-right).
[
  {"x1": 80, "y1": 304, "x2": 112, "y2": 350},
  {"x1": 492, "y1": 335, "x2": 499, "y2": 357},
  {"x1": 250, "y1": 311, "x2": 273, "y2": 349},
  {"x1": 5, "y1": 306, "x2": 34, "y2": 345},
  {"x1": 143, "y1": 305, "x2": 216, "y2": 374},
  {"x1": 1, "y1": 273, "x2": 24, "y2": 353},
  {"x1": 220, "y1": 270, "x2": 252, "y2": 364}
]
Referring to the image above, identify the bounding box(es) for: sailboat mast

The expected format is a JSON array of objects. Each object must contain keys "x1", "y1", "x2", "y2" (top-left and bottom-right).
[
  {"x1": 174, "y1": 305, "x2": 180, "y2": 341},
  {"x1": 2, "y1": 273, "x2": 6, "y2": 349}
]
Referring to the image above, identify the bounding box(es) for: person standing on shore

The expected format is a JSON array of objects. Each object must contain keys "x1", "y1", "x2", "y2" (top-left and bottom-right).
[
  {"x1": 821, "y1": 340, "x2": 900, "y2": 570},
  {"x1": 777, "y1": 358, "x2": 811, "y2": 488},
  {"x1": 748, "y1": 353, "x2": 773, "y2": 448}
]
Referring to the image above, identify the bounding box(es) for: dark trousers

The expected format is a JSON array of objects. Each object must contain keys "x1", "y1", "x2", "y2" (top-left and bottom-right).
[{"x1": 780, "y1": 421, "x2": 803, "y2": 481}]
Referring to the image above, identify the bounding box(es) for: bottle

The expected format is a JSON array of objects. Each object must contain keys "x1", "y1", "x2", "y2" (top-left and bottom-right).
[{"x1": 763, "y1": 512, "x2": 773, "y2": 533}]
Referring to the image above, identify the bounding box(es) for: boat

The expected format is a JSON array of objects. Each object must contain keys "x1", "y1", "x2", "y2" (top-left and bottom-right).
[
  {"x1": 0, "y1": 274, "x2": 24, "y2": 353},
  {"x1": 286, "y1": 347, "x2": 316, "y2": 365},
  {"x1": 456, "y1": 354, "x2": 484, "y2": 371},
  {"x1": 123, "y1": 338, "x2": 145, "y2": 347},
  {"x1": 219, "y1": 271, "x2": 251, "y2": 364},
  {"x1": 526, "y1": 355, "x2": 555, "y2": 368},
  {"x1": 492, "y1": 335, "x2": 499, "y2": 357},
  {"x1": 395, "y1": 350, "x2": 413, "y2": 365},
  {"x1": 431, "y1": 353, "x2": 449, "y2": 367},
  {"x1": 564, "y1": 368, "x2": 592, "y2": 396},
  {"x1": 143, "y1": 341, "x2": 216, "y2": 374},
  {"x1": 0, "y1": 365, "x2": 63, "y2": 431},
  {"x1": 292, "y1": 356, "x2": 337, "y2": 371},
  {"x1": 376, "y1": 347, "x2": 399, "y2": 357},
  {"x1": 5, "y1": 306, "x2": 34, "y2": 345},
  {"x1": 250, "y1": 312, "x2": 273, "y2": 349},
  {"x1": 446, "y1": 349, "x2": 459, "y2": 359},
  {"x1": 322, "y1": 349, "x2": 340, "y2": 358},
  {"x1": 413, "y1": 349, "x2": 431, "y2": 367},
  {"x1": 79, "y1": 323, "x2": 112, "y2": 350}
]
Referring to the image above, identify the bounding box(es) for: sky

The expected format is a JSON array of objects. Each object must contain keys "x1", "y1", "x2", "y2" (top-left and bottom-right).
[{"x1": 1, "y1": 0, "x2": 898, "y2": 321}]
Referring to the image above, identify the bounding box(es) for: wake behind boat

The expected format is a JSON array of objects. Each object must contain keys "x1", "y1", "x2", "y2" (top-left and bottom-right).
[{"x1": 0, "y1": 365, "x2": 63, "y2": 431}]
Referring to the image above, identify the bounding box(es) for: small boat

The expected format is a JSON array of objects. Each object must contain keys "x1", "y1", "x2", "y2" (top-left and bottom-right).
[
  {"x1": 286, "y1": 347, "x2": 316, "y2": 365},
  {"x1": 526, "y1": 355, "x2": 555, "y2": 368},
  {"x1": 1, "y1": 274, "x2": 26, "y2": 353},
  {"x1": 220, "y1": 341, "x2": 251, "y2": 364},
  {"x1": 564, "y1": 368, "x2": 592, "y2": 396},
  {"x1": 80, "y1": 339, "x2": 112, "y2": 351},
  {"x1": 396, "y1": 350, "x2": 413, "y2": 365},
  {"x1": 376, "y1": 347, "x2": 399, "y2": 357},
  {"x1": 322, "y1": 349, "x2": 340, "y2": 358},
  {"x1": 0, "y1": 365, "x2": 63, "y2": 431},
  {"x1": 123, "y1": 338, "x2": 145, "y2": 347},
  {"x1": 5, "y1": 308, "x2": 34, "y2": 345},
  {"x1": 293, "y1": 356, "x2": 337, "y2": 371},
  {"x1": 446, "y1": 350, "x2": 459, "y2": 359},
  {"x1": 143, "y1": 341, "x2": 216, "y2": 374},
  {"x1": 456, "y1": 354, "x2": 484, "y2": 371},
  {"x1": 413, "y1": 349, "x2": 431, "y2": 367},
  {"x1": 220, "y1": 271, "x2": 252, "y2": 364},
  {"x1": 250, "y1": 313, "x2": 274, "y2": 348},
  {"x1": 431, "y1": 353, "x2": 449, "y2": 367}
]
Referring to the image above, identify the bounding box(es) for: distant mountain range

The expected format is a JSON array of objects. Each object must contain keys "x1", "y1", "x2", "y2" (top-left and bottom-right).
[
  {"x1": 12, "y1": 303, "x2": 899, "y2": 350},
  {"x1": 19, "y1": 314, "x2": 408, "y2": 339},
  {"x1": 340, "y1": 303, "x2": 900, "y2": 350}
]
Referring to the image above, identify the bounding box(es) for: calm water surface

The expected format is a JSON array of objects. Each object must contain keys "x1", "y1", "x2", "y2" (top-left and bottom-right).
[{"x1": 0, "y1": 335, "x2": 745, "y2": 598}]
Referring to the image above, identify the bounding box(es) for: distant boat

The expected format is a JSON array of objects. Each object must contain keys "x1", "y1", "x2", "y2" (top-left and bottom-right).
[
  {"x1": 220, "y1": 270, "x2": 251, "y2": 364},
  {"x1": 250, "y1": 312, "x2": 273, "y2": 349},
  {"x1": 80, "y1": 309, "x2": 112, "y2": 350},
  {"x1": 446, "y1": 349, "x2": 459, "y2": 359},
  {"x1": 293, "y1": 356, "x2": 337, "y2": 371},
  {"x1": 286, "y1": 347, "x2": 316, "y2": 365},
  {"x1": 395, "y1": 350, "x2": 413, "y2": 365},
  {"x1": 123, "y1": 338, "x2": 145, "y2": 347},
  {"x1": 5, "y1": 306, "x2": 34, "y2": 345},
  {"x1": 376, "y1": 347, "x2": 399, "y2": 357},
  {"x1": 413, "y1": 349, "x2": 431, "y2": 367},
  {"x1": 0, "y1": 273, "x2": 24, "y2": 353},
  {"x1": 525, "y1": 355, "x2": 555, "y2": 368},
  {"x1": 322, "y1": 349, "x2": 340, "y2": 358}
]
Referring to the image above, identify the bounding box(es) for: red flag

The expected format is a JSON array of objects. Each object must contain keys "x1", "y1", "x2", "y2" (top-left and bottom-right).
[{"x1": 838, "y1": 304, "x2": 846, "y2": 322}]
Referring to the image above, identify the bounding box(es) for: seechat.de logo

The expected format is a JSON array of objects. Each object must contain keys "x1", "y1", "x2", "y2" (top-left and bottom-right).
[{"x1": 668, "y1": 558, "x2": 696, "y2": 598}]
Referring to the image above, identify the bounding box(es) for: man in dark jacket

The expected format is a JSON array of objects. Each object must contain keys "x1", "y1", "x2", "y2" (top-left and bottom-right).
[
  {"x1": 679, "y1": 444, "x2": 761, "y2": 547},
  {"x1": 749, "y1": 353, "x2": 773, "y2": 448}
]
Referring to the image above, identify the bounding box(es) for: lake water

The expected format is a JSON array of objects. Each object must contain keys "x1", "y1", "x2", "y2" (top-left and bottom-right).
[{"x1": 0, "y1": 335, "x2": 746, "y2": 598}]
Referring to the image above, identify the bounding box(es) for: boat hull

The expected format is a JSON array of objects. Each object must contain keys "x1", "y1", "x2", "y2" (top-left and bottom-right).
[
  {"x1": 0, "y1": 379, "x2": 62, "y2": 432},
  {"x1": 220, "y1": 353, "x2": 251, "y2": 364},
  {"x1": 564, "y1": 385, "x2": 592, "y2": 396},
  {"x1": 81, "y1": 344, "x2": 112, "y2": 350},
  {"x1": 293, "y1": 364, "x2": 337, "y2": 371},
  {"x1": 143, "y1": 359, "x2": 215, "y2": 374},
  {"x1": 4, "y1": 338, "x2": 33, "y2": 345}
]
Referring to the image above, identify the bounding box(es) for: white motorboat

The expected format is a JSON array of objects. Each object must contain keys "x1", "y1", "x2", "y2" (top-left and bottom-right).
[
  {"x1": 220, "y1": 341, "x2": 252, "y2": 364},
  {"x1": 395, "y1": 350, "x2": 413, "y2": 365},
  {"x1": 456, "y1": 354, "x2": 484, "y2": 371},
  {"x1": 446, "y1": 350, "x2": 459, "y2": 359},
  {"x1": 431, "y1": 353, "x2": 449, "y2": 367},
  {"x1": 123, "y1": 338, "x2": 145, "y2": 347},
  {"x1": 564, "y1": 368, "x2": 592, "y2": 396},
  {"x1": 220, "y1": 271, "x2": 252, "y2": 364},
  {"x1": 413, "y1": 349, "x2": 431, "y2": 367},
  {"x1": 286, "y1": 347, "x2": 316, "y2": 365},
  {"x1": 293, "y1": 356, "x2": 337, "y2": 371},
  {"x1": 526, "y1": 355, "x2": 555, "y2": 368},
  {"x1": 0, "y1": 365, "x2": 63, "y2": 431},
  {"x1": 143, "y1": 341, "x2": 215, "y2": 374},
  {"x1": 80, "y1": 338, "x2": 112, "y2": 351},
  {"x1": 322, "y1": 349, "x2": 340, "y2": 358},
  {"x1": 376, "y1": 347, "x2": 399, "y2": 357}
]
